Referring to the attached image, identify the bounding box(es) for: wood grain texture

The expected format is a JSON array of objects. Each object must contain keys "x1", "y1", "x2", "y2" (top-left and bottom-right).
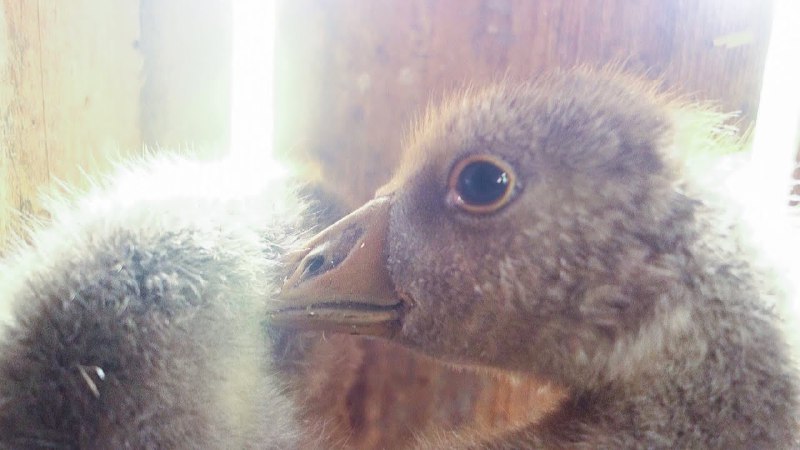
[
  {"x1": 274, "y1": 1, "x2": 774, "y2": 448},
  {"x1": 0, "y1": 0, "x2": 143, "y2": 252},
  {"x1": 0, "y1": 0, "x2": 233, "y2": 253},
  {"x1": 0, "y1": 0, "x2": 49, "y2": 252},
  {"x1": 276, "y1": 0, "x2": 773, "y2": 207},
  {"x1": 288, "y1": 335, "x2": 564, "y2": 449}
]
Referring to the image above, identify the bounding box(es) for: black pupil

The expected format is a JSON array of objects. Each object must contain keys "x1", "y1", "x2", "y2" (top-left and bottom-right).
[{"x1": 456, "y1": 161, "x2": 509, "y2": 206}]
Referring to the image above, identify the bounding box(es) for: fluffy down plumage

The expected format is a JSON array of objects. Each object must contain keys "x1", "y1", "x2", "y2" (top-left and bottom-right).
[{"x1": 0, "y1": 157, "x2": 310, "y2": 449}]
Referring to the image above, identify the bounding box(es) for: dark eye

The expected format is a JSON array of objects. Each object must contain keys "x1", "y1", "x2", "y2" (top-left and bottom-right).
[{"x1": 447, "y1": 155, "x2": 516, "y2": 214}]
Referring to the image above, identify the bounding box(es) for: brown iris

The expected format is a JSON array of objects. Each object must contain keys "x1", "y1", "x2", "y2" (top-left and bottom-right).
[{"x1": 447, "y1": 154, "x2": 516, "y2": 214}]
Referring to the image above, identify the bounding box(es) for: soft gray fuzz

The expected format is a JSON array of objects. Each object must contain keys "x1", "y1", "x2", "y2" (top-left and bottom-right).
[{"x1": 0, "y1": 157, "x2": 309, "y2": 449}]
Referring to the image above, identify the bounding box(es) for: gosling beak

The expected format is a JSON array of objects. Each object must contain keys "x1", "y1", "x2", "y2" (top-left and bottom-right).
[{"x1": 269, "y1": 196, "x2": 405, "y2": 337}]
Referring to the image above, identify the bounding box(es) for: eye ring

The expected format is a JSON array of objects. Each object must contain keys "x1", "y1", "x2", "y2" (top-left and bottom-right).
[{"x1": 447, "y1": 154, "x2": 517, "y2": 214}]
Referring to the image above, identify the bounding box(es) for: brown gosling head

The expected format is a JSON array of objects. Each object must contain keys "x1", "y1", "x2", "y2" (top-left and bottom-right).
[{"x1": 270, "y1": 69, "x2": 753, "y2": 390}]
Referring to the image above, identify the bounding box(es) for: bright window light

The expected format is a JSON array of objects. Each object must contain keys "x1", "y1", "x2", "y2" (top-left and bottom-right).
[
  {"x1": 750, "y1": 0, "x2": 800, "y2": 201},
  {"x1": 746, "y1": 0, "x2": 800, "y2": 348},
  {"x1": 229, "y1": 0, "x2": 284, "y2": 179}
]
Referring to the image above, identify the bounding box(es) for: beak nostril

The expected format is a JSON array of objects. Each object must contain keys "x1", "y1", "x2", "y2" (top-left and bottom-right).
[
  {"x1": 303, "y1": 254, "x2": 326, "y2": 277},
  {"x1": 278, "y1": 197, "x2": 398, "y2": 310}
]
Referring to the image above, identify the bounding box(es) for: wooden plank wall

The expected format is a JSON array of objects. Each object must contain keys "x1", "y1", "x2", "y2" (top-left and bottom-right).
[
  {"x1": 276, "y1": 0, "x2": 774, "y2": 209},
  {"x1": 0, "y1": 1, "x2": 143, "y2": 251},
  {"x1": 0, "y1": 0, "x2": 231, "y2": 253}
]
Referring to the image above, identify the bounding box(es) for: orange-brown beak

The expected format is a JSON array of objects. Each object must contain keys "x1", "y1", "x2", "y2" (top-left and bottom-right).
[{"x1": 268, "y1": 197, "x2": 406, "y2": 337}]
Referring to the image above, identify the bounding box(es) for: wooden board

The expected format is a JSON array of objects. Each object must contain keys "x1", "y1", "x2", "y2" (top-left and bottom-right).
[
  {"x1": 276, "y1": 0, "x2": 774, "y2": 208},
  {"x1": 0, "y1": 0, "x2": 143, "y2": 252},
  {"x1": 0, "y1": 0, "x2": 233, "y2": 252}
]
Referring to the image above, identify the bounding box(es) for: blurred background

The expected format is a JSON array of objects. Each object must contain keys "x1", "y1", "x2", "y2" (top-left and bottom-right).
[{"x1": 0, "y1": 1, "x2": 797, "y2": 448}]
